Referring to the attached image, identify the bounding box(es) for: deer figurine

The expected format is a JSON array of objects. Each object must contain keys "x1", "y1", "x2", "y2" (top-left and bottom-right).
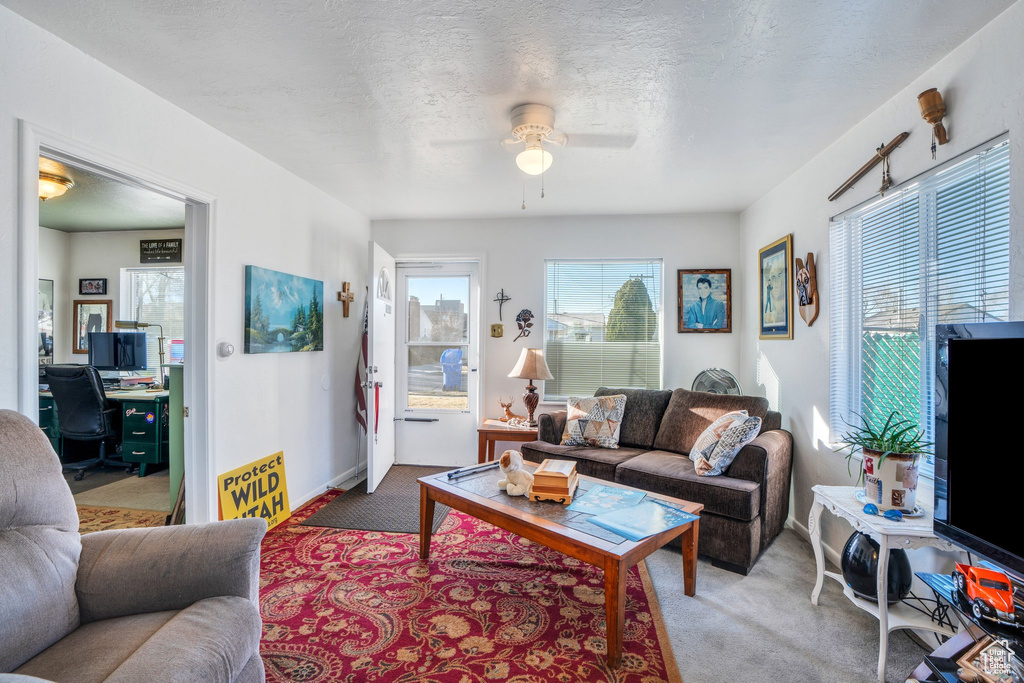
[{"x1": 498, "y1": 396, "x2": 524, "y2": 422}]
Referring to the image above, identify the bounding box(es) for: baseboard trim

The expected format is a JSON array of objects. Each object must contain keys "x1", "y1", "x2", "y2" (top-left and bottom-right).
[
  {"x1": 788, "y1": 515, "x2": 842, "y2": 570},
  {"x1": 291, "y1": 466, "x2": 364, "y2": 512}
]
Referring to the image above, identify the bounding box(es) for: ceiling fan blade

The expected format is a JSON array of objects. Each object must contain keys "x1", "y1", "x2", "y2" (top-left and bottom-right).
[
  {"x1": 561, "y1": 133, "x2": 637, "y2": 149},
  {"x1": 428, "y1": 138, "x2": 505, "y2": 149},
  {"x1": 499, "y1": 137, "x2": 522, "y2": 150}
]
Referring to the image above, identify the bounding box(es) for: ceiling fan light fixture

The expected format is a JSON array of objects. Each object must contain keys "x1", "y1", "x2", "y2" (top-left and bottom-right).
[
  {"x1": 38, "y1": 172, "x2": 74, "y2": 201},
  {"x1": 515, "y1": 143, "x2": 553, "y2": 176}
]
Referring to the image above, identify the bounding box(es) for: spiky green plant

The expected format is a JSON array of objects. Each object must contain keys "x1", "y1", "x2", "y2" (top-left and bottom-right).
[{"x1": 834, "y1": 411, "x2": 932, "y2": 485}]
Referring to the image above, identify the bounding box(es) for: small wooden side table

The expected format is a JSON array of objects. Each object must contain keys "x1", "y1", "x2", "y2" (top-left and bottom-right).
[
  {"x1": 477, "y1": 419, "x2": 538, "y2": 463},
  {"x1": 809, "y1": 485, "x2": 960, "y2": 682}
]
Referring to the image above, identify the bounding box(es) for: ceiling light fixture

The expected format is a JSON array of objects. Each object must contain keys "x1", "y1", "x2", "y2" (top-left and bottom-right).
[
  {"x1": 38, "y1": 172, "x2": 74, "y2": 201},
  {"x1": 515, "y1": 135, "x2": 553, "y2": 176}
]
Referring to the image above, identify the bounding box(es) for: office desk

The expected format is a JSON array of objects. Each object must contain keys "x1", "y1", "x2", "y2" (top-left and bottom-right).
[{"x1": 40, "y1": 389, "x2": 170, "y2": 477}]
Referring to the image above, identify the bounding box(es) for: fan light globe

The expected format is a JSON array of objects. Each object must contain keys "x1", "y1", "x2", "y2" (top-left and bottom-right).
[{"x1": 516, "y1": 146, "x2": 553, "y2": 176}]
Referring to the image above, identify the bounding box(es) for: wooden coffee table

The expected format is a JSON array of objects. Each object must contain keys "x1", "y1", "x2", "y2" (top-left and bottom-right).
[{"x1": 419, "y1": 464, "x2": 702, "y2": 667}]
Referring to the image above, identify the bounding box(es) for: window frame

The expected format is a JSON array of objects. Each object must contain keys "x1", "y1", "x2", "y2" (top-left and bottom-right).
[
  {"x1": 119, "y1": 265, "x2": 186, "y2": 376},
  {"x1": 542, "y1": 257, "x2": 665, "y2": 403},
  {"x1": 829, "y1": 134, "x2": 1011, "y2": 477}
]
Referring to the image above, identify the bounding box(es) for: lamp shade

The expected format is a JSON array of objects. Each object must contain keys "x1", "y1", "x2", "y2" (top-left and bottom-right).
[
  {"x1": 515, "y1": 145, "x2": 553, "y2": 176},
  {"x1": 508, "y1": 348, "x2": 554, "y2": 380}
]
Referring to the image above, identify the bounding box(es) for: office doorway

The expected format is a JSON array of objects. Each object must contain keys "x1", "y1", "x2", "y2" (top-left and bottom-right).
[
  {"x1": 394, "y1": 260, "x2": 481, "y2": 467},
  {"x1": 18, "y1": 121, "x2": 215, "y2": 524}
]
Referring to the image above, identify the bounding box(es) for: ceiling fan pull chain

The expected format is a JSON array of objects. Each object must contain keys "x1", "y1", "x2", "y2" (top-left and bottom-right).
[
  {"x1": 522, "y1": 177, "x2": 526, "y2": 210},
  {"x1": 541, "y1": 140, "x2": 545, "y2": 198}
]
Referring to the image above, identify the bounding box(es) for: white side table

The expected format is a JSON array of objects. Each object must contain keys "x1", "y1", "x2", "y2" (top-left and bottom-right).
[{"x1": 809, "y1": 485, "x2": 959, "y2": 682}]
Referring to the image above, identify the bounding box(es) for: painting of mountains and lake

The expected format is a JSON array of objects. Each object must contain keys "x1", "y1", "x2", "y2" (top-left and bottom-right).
[{"x1": 244, "y1": 265, "x2": 324, "y2": 353}]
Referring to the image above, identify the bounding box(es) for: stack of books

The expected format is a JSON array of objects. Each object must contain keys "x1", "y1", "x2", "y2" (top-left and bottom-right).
[{"x1": 528, "y1": 459, "x2": 579, "y2": 504}]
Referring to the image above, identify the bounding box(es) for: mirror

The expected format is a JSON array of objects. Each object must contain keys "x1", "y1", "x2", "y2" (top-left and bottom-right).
[
  {"x1": 73, "y1": 299, "x2": 112, "y2": 354},
  {"x1": 39, "y1": 279, "x2": 54, "y2": 362}
]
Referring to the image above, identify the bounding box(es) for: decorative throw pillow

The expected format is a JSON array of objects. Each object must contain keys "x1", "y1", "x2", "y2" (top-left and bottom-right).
[
  {"x1": 561, "y1": 395, "x2": 627, "y2": 448},
  {"x1": 688, "y1": 410, "x2": 748, "y2": 464},
  {"x1": 695, "y1": 416, "x2": 762, "y2": 476}
]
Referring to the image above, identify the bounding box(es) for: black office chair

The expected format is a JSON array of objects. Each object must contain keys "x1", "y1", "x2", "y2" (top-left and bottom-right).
[{"x1": 44, "y1": 365, "x2": 129, "y2": 480}]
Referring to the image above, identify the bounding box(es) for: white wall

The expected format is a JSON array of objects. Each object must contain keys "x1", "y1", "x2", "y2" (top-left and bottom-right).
[
  {"x1": 373, "y1": 213, "x2": 742, "y2": 423},
  {"x1": 0, "y1": 6, "x2": 371, "y2": 517},
  {"x1": 738, "y1": 2, "x2": 1024, "y2": 562},
  {"x1": 38, "y1": 226, "x2": 69, "y2": 362}
]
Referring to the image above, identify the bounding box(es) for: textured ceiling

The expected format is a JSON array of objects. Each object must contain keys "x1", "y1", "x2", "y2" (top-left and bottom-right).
[
  {"x1": 5, "y1": 0, "x2": 1016, "y2": 219},
  {"x1": 39, "y1": 157, "x2": 185, "y2": 232}
]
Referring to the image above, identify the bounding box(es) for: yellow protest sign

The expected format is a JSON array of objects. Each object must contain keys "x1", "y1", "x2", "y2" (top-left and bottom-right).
[{"x1": 218, "y1": 451, "x2": 290, "y2": 530}]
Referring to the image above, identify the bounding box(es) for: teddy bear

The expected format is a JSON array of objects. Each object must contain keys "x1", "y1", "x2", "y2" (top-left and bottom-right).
[{"x1": 497, "y1": 449, "x2": 534, "y2": 497}]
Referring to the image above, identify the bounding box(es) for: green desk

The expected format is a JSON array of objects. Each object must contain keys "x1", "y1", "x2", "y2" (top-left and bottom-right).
[{"x1": 39, "y1": 389, "x2": 170, "y2": 477}]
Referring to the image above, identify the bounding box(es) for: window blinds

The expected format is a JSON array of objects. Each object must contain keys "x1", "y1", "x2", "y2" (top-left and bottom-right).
[
  {"x1": 124, "y1": 267, "x2": 185, "y2": 378},
  {"x1": 829, "y1": 137, "x2": 1010, "y2": 474},
  {"x1": 543, "y1": 259, "x2": 663, "y2": 401}
]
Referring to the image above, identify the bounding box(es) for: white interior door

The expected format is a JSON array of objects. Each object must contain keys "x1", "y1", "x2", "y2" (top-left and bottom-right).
[
  {"x1": 395, "y1": 261, "x2": 480, "y2": 466},
  {"x1": 366, "y1": 242, "x2": 396, "y2": 493}
]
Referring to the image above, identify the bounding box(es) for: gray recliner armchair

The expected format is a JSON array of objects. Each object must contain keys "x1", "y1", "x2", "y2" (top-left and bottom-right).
[{"x1": 0, "y1": 409, "x2": 267, "y2": 683}]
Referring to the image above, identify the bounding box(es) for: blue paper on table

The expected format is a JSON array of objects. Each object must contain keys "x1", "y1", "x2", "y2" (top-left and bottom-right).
[
  {"x1": 567, "y1": 484, "x2": 646, "y2": 514},
  {"x1": 588, "y1": 499, "x2": 699, "y2": 542}
]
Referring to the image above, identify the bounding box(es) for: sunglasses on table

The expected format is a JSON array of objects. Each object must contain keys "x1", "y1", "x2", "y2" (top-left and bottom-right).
[{"x1": 862, "y1": 503, "x2": 903, "y2": 522}]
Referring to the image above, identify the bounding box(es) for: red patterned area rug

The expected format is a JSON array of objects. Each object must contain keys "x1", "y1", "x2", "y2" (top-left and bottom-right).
[
  {"x1": 77, "y1": 505, "x2": 167, "y2": 533},
  {"x1": 260, "y1": 490, "x2": 683, "y2": 682}
]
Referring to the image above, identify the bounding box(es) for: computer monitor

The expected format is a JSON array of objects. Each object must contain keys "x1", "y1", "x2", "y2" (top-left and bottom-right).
[{"x1": 88, "y1": 332, "x2": 148, "y2": 371}]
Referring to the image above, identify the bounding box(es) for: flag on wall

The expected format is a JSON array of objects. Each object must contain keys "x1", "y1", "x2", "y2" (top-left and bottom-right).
[{"x1": 355, "y1": 299, "x2": 368, "y2": 433}]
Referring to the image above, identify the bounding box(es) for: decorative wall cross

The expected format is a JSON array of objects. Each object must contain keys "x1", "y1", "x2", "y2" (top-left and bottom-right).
[
  {"x1": 493, "y1": 289, "x2": 512, "y2": 321},
  {"x1": 337, "y1": 282, "x2": 355, "y2": 317}
]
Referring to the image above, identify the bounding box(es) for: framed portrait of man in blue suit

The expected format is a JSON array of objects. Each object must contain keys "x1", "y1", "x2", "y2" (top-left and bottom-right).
[{"x1": 678, "y1": 269, "x2": 731, "y2": 333}]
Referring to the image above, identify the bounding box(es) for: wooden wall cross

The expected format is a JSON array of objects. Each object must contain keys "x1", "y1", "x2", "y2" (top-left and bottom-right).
[{"x1": 337, "y1": 282, "x2": 355, "y2": 317}]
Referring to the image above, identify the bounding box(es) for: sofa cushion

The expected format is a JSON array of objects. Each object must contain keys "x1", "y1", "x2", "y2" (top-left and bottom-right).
[
  {"x1": 653, "y1": 389, "x2": 771, "y2": 455},
  {"x1": 689, "y1": 410, "x2": 748, "y2": 463},
  {"x1": 0, "y1": 410, "x2": 81, "y2": 673},
  {"x1": 696, "y1": 416, "x2": 763, "y2": 477},
  {"x1": 561, "y1": 395, "x2": 627, "y2": 448},
  {"x1": 595, "y1": 387, "x2": 673, "y2": 449},
  {"x1": 520, "y1": 441, "x2": 646, "y2": 481},
  {"x1": 14, "y1": 596, "x2": 260, "y2": 683},
  {"x1": 614, "y1": 450, "x2": 760, "y2": 522}
]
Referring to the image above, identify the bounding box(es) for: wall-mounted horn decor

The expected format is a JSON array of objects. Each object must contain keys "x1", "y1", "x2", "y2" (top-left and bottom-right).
[{"x1": 918, "y1": 88, "x2": 948, "y2": 159}]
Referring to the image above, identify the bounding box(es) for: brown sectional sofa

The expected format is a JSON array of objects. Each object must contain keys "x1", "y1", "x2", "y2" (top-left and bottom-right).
[{"x1": 520, "y1": 387, "x2": 793, "y2": 574}]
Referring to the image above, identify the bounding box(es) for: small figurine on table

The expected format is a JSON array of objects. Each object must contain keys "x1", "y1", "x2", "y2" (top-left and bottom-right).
[{"x1": 496, "y1": 450, "x2": 533, "y2": 497}]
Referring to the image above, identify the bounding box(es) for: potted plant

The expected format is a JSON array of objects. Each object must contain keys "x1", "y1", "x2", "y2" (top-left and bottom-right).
[{"x1": 835, "y1": 411, "x2": 931, "y2": 511}]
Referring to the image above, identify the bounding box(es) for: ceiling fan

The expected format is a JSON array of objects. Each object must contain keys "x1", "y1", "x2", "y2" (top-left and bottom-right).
[{"x1": 431, "y1": 103, "x2": 637, "y2": 176}]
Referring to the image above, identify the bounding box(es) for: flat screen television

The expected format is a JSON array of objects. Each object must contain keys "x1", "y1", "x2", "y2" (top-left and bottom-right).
[
  {"x1": 934, "y1": 321, "x2": 1024, "y2": 578},
  {"x1": 88, "y1": 332, "x2": 148, "y2": 371}
]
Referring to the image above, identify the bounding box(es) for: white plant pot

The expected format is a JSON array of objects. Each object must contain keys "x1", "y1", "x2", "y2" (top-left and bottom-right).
[{"x1": 862, "y1": 449, "x2": 919, "y2": 511}]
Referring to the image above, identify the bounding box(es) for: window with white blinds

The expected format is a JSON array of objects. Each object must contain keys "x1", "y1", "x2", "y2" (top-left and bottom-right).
[
  {"x1": 830, "y1": 137, "x2": 1010, "y2": 475},
  {"x1": 122, "y1": 267, "x2": 185, "y2": 377},
  {"x1": 543, "y1": 259, "x2": 663, "y2": 401}
]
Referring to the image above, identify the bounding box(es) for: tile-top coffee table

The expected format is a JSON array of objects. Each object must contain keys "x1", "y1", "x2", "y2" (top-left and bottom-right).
[{"x1": 419, "y1": 464, "x2": 702, "y2": 667}]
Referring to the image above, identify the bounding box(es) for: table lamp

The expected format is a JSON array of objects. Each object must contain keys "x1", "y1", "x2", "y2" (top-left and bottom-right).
[{"x1": 507, "y1": 348, "x2": 553, "y2": 427}]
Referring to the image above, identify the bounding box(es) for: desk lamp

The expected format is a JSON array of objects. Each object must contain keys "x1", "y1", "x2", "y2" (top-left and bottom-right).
[
  {"x1": 507, "y1": 348, "x2": 554, "y2": 427},
  {"x1": 115, "y1": 320, "x2": 165, "y2": 388}
]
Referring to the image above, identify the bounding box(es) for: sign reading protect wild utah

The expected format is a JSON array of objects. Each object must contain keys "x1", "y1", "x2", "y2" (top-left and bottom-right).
[{"x1": 218, "y1": 451, "x2": 290, "y2": 530}]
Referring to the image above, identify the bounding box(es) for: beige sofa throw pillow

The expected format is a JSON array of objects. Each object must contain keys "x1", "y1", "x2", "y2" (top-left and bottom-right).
[
  {"x1": 689, "y1": 410, "x2": 748, "y2": 464},
  {"x1": 561, "y1": 395, "x2": 627, "y2": 448}
]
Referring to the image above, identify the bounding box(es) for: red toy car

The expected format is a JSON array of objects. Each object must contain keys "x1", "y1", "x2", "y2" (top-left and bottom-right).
[{"x1": 952, "y1": 562, "x2": 1022, "y2": 627}]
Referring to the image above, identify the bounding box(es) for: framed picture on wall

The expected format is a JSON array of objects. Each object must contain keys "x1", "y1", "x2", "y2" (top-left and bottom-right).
[
  {"x1": 677, "y1": 269, "x2": 731, "y2": 333},
  {"x1": 758, "y1": 235, "x2": 794, "y2": 340},
  {"x1": 73, "y1": 299, "x2": 112, "y2": 354},
  {"x1": 79, "y1": 278, "x2": 107, "y2": 295}
]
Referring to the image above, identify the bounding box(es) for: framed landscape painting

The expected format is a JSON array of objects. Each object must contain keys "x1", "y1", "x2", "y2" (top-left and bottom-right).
[
  {"x1": 678, "y1": 269, "x2": 731, "y2": 333},
  {"x1": 758, "y1": 235, "x2": 793, "y2": 339},
  {"x1": 244, "y1": 266, "x2": 324, "y2": 353}
]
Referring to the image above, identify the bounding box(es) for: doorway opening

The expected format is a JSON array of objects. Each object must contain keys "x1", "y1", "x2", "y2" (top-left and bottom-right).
[
  {"x1": 18, "y1": 121, "x2": 215, "y2": 524},
  {"x1": 37, "y1": 154, "x2": 187, "y2": 528}
]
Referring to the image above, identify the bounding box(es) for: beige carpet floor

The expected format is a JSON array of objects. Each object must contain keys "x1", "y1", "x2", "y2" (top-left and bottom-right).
[{"x1": 73, "y1": 470, "x2": 171, "y2": 512}]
